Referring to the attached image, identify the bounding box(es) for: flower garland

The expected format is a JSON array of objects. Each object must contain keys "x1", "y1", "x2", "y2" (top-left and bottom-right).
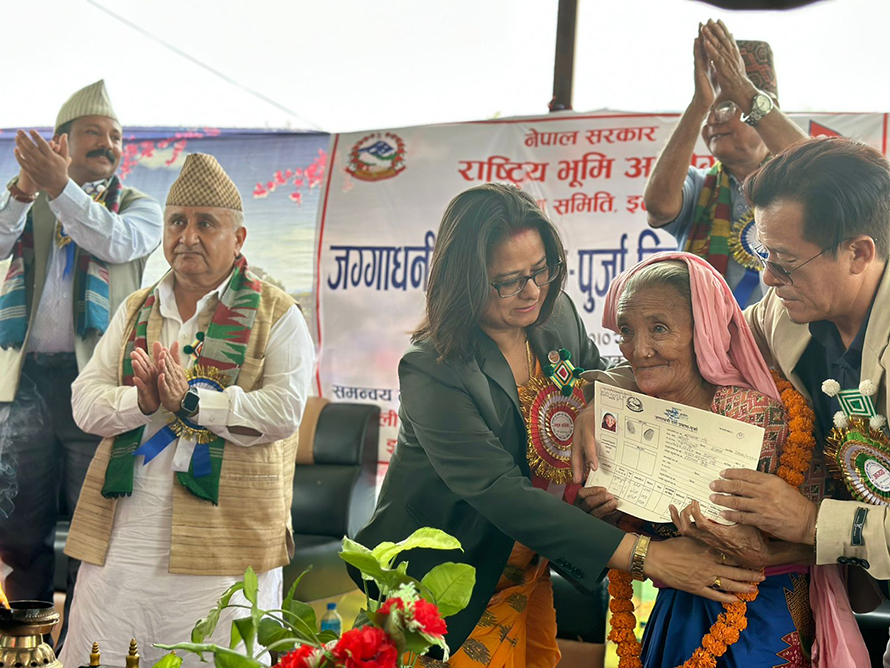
[{"x1": 607, "y1": 371, "x2": 816, "y2": 668}]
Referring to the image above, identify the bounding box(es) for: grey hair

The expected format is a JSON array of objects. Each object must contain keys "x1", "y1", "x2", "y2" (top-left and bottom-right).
[
  {"x1": 230, "y1": 210, "x2": 244, "y2": 229},
  {"x1": 619, "y1": 260, "x2": 692, "y2": 312}
]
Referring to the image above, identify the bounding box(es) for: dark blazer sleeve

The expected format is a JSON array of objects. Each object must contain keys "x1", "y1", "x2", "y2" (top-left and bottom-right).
[{"x1": 399, "y1": 348, "x2": 625, "y2": 590}]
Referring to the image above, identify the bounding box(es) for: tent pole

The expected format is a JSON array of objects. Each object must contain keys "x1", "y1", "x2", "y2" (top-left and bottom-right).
[{"x1": 550, "y1": 0, "x2": 578, "y2": 112}]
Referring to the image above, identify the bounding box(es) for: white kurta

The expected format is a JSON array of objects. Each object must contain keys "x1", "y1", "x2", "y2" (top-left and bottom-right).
[
  {"x1": 60, "y1": 270, "x2": 314, "y2": 668},
  {"x1": 0, "y1": 178, "x2": 163, "y2": 353}
]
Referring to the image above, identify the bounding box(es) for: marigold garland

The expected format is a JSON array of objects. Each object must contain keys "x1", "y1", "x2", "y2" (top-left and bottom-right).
[{"x1": 606, "y1": 371, "x2": 816, "y2": 668}]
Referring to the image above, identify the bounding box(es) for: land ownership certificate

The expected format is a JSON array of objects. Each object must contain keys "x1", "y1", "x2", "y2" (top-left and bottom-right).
[{"x1": 585, "y1": 381, "x2": 764, "y2": 523}]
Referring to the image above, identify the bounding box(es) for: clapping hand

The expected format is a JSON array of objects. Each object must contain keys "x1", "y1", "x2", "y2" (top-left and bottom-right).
[
  {"x1": 131, "y1": 347, "x2": 160, "y2": 415},
  {"x1": 700, "y1": 19, "x2": 756, "y2": 108},
  {"x1": 155, "y1": 341, "x2": 190, "y2": 413},
  {"x1": 692, "y1": 23, "x2": 716, "y2": 111},
  {"x1": 13, "y1": 130, "x2": 71, "y2": 199}
]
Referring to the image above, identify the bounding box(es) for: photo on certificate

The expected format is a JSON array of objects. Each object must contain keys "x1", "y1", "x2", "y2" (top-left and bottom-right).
[{"x1": 586, "y1": 381, "x2": 764, "y2": 524}]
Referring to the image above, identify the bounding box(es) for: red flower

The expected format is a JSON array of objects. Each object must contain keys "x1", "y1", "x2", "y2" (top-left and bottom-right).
[
  {"x1": 278, "y1": 644, "x2": 322, "y2": 668},
  {"x1": 331, "y1": 627, "x2": 398, "y2": 668},
  {"x1": 411, "y1": 599, "x2": 447, "y2": 637},
  {"x1": 378, "y1": 597, "x2": 404, "y2": 616}
]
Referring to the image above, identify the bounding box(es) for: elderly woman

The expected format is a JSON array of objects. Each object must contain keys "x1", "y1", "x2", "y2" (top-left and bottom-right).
[
  {"x1": 579, "y1": 251, "x2": 867, "y2": 667},
  {"x1": 353, "y1": 187, "x2": 763, "y2": 668}
]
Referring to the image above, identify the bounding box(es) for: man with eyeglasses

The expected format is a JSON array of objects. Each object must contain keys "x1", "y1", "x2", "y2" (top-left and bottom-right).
[
  {"x1": 706, "y1": 137, "x2": 890, "y2": 585},
  {"x1": 644, "y1": 19, "x2": 806, "y2": 307}
]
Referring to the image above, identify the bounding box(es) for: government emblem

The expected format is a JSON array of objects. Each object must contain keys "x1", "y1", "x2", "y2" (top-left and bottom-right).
[{"x1": 346, "y1": 132, "x2": 406, "y2": 182}]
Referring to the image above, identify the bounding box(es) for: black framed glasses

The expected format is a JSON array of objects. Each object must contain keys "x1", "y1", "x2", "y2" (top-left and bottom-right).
[
  {"x1": 755, "y1": 246, "x2": 830, "y2": 286},
  {"x1": 490, "y1": 262, "x2": 563, "y2": 298}
]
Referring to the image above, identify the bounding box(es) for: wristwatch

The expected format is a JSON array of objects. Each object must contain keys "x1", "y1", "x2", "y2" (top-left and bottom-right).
[
  {"x1": 8, "y1": 179, "x2": 38, "y2": 203},
  {"x1": 176, "y1": 387, "x2": 200, "y2": 420},
  {"x1": 741, "y1": 91, "x2": 774, "y2": 127}
]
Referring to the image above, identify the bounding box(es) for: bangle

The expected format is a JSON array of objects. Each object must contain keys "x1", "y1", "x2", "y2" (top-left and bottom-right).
[
  {"x1": 630, "y1": 534, "x2": 651, "y2": 581},
  {"x1": 8, "y1": 181, "x2": 37, "y2": 203}
]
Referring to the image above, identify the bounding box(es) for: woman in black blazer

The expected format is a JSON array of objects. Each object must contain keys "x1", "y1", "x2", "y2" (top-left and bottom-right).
[{"x1": 354, "y1": 183, "x2": 763, "y2": 665}]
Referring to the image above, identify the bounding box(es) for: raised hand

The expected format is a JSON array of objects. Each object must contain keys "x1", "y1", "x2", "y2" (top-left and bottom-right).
[
  {"x1": 13, "y1": 130, "x2": 71, "y2": 199},
  {"x1": 131, "y1": 347, "x2": 160, "y2": 415},
  {"x1": 701, "y1": 19, "x2": 756, "y2": 107},
  {"x1": 156, "y1": 340, "x2": 190, "y2": 414},
  {"x1": 692, "y1": 24, "x2": 716, "y2": 111}
]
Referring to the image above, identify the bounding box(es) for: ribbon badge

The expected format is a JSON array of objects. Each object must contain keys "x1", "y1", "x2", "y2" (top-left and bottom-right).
[
  {"x1": 823, "y1": 379, "x2": 890, "y2": 506},
  {"x1": 132, "y1": 364, "x2": 228, "y2": 478},
  {"x1": 519, "y1": 349, "x2": 586, "y2": 484}
]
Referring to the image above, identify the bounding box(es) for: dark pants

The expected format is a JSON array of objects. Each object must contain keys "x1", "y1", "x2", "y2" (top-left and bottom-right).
[{"x1": 0, "y1": 355, "x2": 101, "y2": 649}]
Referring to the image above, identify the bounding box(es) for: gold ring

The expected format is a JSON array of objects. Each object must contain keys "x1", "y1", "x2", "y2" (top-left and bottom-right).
[
  {"x1": 720, "y1": 553, "x2": 727, "y2": 564},
  {"x1": 712, "y1": 577, "x2": 722, "y2": 589}
]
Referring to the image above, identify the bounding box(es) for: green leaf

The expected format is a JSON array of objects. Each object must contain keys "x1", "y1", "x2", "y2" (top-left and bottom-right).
[
  {"x1": 152, "y1": 653, "x2": 183, "y2": 668},
  {"x1": 420, "y1": 562, "x2": 476, "y2": 617},
  {"x1": 352, "y1": 609, "x2": 372, "y2": 629},
  {"x1": 282, "y1": 599, "x2": 318, "y2": 635},
  {"x1": 257, "y1": 619, "x2": 296, "y2": 652},
  {"x1": 340, "y1": 538, "x2": 385, "y2": 582},
  {"x1": 154, "y1": 642, "x2": 220, "y2": 662},
  {"x1": 191, "y1": 582, "x2": 244, "y2": 643},
  {"x1": 232, "y1": 617, "x2": 256, "y2": 655},
  {"x1": 316, "y1": 630, "x2": 339, "y2": 644},
  {"x1": 242, "y1": 567, "x2": 259, "y2": 607},
  {"x1": 282, "y1": 567, "x2": 312, "y2": 610},
  {"x1": 371, "y1": 528, "x2": 462, "y2": 567},
  {"x1": 191, "y1": 609, "x2": 221, "y2": 644},
  {"x1": 229, "y1": 621, "x2": 241, "y2": 651},
  {"x1": 213, "y1": 648, "x2": 264, "y2": 668}
]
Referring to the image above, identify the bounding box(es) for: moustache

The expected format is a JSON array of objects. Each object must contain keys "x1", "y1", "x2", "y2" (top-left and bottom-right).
[{"x1": 86, "y1": 148, "x2": 116, "y2": 162}]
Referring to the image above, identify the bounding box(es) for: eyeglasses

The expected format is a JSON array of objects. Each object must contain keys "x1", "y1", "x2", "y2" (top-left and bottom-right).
[
  {"x1": 490, "y1": 262, "x2": 562, "y2": 298},
  {"x1": 708, "y1": 100, "x2": 739, "y2": 125},
  {"x1": 755, "y1": 246, "x2": 830, "y2": 286}
]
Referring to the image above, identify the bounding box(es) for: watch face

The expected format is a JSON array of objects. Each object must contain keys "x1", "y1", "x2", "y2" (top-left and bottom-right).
[
  {"x1": 755, "y1": 94, "x2": 772, "y2": 113},
  {"x1": 183, "y1": 389, "x2": 200, "y2": 412}
]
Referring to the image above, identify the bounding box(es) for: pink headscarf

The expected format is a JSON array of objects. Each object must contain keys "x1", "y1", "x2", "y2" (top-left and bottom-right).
[{"x1": 602, "y1": 251, "x2": 780, "y2": 402}]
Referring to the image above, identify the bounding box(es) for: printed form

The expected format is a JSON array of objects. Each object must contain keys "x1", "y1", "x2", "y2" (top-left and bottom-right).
[{"x1": 585, "y1": 381, "x2": 764, "y2": 523}]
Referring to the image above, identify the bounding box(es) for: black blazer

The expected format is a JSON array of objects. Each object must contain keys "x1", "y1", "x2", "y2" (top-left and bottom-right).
[{"x1": 352, "y1": 292, "x2": 625, "y2": 653}]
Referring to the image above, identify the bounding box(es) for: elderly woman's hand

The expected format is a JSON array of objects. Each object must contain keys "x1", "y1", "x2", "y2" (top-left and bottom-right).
[
  {"x1": 670, "y1": 501, "x2": 771, "y2": 569},
  {"x1": 645, "y1": 536, "x2": 764, "y2": 604},
  {"x1": 571, "y1": 403, "x2": 599, "y2": 483},
  {"x1": 576, "y1": 485, "x2": 619, "y2": 521},
  {"x1": 710, "y1": 469, "x2": 818, "y2": 545}
]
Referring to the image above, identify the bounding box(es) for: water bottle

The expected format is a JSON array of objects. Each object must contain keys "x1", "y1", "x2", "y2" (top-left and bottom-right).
[{"x1": 320, "y1": 602, "x2": 342, "y2": 634}]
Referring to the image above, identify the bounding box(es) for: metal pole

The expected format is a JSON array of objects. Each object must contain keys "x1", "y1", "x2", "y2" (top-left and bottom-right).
[{"x1": 550, "y1": 0, "x2": 578, "y2": 112}]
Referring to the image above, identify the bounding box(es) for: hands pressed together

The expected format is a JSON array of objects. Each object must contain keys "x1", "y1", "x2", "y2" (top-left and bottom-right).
[
  {"x1": 13, "y1": 130, "x2": 72, "y2": 199},
  {"x1": 692, "y1": 19, "x2": 758, "y2": 112},
  {"x1": 131, "y1": 341, "x2": 191, "y2": 416}
]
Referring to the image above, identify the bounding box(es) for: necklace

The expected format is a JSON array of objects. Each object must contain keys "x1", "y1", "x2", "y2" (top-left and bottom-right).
[{"x1": 525, "y1": 337, "x2": 534, "y2": 380}]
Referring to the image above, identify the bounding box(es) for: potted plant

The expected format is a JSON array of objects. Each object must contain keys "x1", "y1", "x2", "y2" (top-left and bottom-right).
[{"x1": 154, "y1": 528, "x2": 475, "y2": 668}]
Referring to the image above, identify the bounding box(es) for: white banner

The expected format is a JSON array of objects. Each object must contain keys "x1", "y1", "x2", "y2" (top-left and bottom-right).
[{"x1": 315, "y1": 110, "x2": 888, "y2": 466}]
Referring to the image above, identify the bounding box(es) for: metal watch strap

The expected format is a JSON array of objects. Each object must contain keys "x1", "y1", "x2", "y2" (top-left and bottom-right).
[
  {"x1": 630, "y1": 534, "x2": 651, "y2": 581},
  {"x1": 742, "y1": 92, "x2": 773, "y2": 127}
]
